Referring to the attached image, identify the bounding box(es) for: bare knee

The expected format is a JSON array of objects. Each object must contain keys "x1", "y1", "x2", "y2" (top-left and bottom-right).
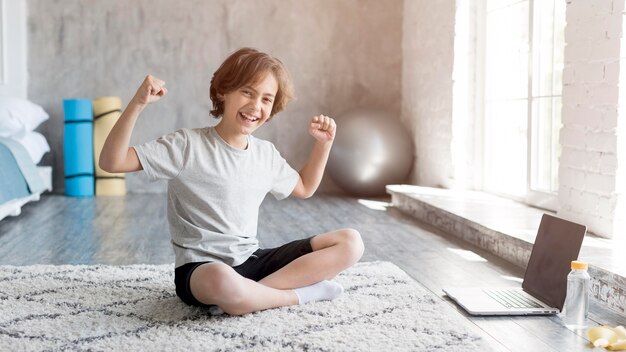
[
  {"x1": 338, "y1": 228, "x2": 364, "y2": 263},
  {"x1": 190, "y1": 263, "x2": 246, "y2": 306}
]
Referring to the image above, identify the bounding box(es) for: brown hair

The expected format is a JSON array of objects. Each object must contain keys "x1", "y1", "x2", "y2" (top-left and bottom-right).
[{"x1": 209, "y1": 48, "x2": 295, "y2": 119}]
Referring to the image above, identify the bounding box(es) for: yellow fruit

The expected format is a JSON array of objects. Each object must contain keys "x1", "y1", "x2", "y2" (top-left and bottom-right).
[
  {"x1": 588, "y1": 326, "x2": 619, "y2": 346},
  {"x1": 608, "y1": 339, "x2": 626, "y2": 351},
  {"x1": 613, "y1": 326, "x2": 626, "y2": 340}
]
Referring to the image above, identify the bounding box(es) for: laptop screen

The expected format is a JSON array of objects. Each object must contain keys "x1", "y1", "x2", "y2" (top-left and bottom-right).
[{"x1": 522, "y1": 214, "x2": 587, "y2": 311}]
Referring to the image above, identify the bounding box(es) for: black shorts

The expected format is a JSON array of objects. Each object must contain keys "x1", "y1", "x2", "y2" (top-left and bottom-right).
[{"x1": 174, "y1": 237, "x2": 314, "y2": 307}]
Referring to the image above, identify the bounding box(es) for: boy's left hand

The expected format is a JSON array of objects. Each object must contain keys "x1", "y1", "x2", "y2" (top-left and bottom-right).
[{"x1": 309, "y1": 115, "x2": 336, "y2": 143}]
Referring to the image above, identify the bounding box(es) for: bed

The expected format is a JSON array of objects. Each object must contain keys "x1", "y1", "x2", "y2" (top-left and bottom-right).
[
  {"x1": 0, "y1": 138, "x2": 52, "y2": 221},
  {"x1": 0, "y1": 97, "x2": 52, "y2": 222}
]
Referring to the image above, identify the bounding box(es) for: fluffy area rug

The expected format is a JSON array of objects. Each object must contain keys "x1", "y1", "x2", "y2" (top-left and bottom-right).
[{"x1": 0, "y1": 261, "x2": 492, "y2": 351}]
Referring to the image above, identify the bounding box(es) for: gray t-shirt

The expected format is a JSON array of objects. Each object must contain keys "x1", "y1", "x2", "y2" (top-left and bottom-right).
[{"x1": 133, "y1": 127, "x2": 299, "y2": 268}]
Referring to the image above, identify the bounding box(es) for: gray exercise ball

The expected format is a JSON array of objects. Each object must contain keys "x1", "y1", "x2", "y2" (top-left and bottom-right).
[{"x1": 328, "y1": 109, "x2": 414, "y2": 197}]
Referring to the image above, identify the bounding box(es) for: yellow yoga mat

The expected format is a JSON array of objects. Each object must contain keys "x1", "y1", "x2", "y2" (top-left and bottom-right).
[{"x1": 93, "y1": 96, "x2": 126, "y2": 196}]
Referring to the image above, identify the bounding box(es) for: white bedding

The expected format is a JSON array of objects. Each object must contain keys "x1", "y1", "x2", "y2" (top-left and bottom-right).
[
  {"x1": 0, "y1": 96, "x2": 50, "y2": 164},
  {"x1": 11, "y1": 131, "x2": 50, "y2": 164},
  {"x1": 0, "y1": 96, "x2": 49, "y2": 138}
]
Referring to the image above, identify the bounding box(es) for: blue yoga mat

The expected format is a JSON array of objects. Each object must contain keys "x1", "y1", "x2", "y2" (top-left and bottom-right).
[{"x1": 63, "y1": 99, "x2": 94, "y2": 197}]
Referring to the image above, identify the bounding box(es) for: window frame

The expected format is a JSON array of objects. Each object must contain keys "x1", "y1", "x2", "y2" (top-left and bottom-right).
[{"x1": 478, "y1": 0, "x2": 563, "y2": 211}]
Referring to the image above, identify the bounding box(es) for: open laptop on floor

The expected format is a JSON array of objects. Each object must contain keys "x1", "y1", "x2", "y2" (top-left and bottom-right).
[{"x1": 443, "y1": 213, "x2": 587, "y2": 316}]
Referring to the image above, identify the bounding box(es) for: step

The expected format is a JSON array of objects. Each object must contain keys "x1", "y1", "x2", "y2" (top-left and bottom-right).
[{"x1": 387, "y1": 184, "x2": 626, "y2": 318}]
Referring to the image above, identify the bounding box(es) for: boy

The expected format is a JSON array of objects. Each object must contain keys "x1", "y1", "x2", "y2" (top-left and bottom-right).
[{"x1": 99, "y1": 48, "x2": 364, "y2": 316}]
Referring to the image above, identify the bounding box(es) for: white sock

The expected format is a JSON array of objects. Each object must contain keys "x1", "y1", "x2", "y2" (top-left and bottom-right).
[
  {"x1": 208, "y1": 305, "x2": 224, "y2": 316},
  {"x1": 293, "y1": 280, "x2": 344, "y2": 305}
]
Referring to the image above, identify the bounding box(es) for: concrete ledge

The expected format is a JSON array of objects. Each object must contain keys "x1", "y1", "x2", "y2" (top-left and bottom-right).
[{"x1": 387, "y1": 185, "x2": 626, "y2": 318}]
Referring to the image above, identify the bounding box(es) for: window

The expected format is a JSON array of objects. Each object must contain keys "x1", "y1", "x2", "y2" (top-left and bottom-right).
[{"x1": 481, "y1": 0, "x2": 565, "y2": 209}]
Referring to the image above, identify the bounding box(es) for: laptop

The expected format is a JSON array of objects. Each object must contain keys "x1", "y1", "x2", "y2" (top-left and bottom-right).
[{"x1": 443, "y1": 213, "x2": 587, "y2": 316}]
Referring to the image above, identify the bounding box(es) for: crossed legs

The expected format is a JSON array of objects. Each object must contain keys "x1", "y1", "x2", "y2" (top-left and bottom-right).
[{"x1": 189, "y1": 228, "x2": 364, "y2": 316}]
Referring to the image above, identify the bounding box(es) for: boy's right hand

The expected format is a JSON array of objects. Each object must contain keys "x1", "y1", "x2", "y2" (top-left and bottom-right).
[{"x1": 131, "y1": 75, "x2": 168, "y2": 107}]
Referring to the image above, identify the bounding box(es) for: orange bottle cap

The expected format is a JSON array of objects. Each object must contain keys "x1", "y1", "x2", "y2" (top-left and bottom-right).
[{"x1": 571, "y1": 261, "x2": 588, "y2": 270}]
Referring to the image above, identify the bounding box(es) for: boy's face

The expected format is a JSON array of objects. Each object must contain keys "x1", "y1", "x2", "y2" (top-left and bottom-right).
[{"x1": 219, "y1": 72, "x2": 278, "y2": 136}]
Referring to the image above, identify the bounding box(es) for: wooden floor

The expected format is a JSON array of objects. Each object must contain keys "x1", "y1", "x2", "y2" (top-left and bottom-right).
[{"x1": 0, "y1": 194, "x2": 610, "y2": 351}]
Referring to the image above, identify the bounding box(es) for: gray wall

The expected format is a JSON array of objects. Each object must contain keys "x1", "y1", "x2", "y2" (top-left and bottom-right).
[
  {"x1": 28, "y1": 0, "x2": 403, "y2": 193},
  {"x1": 402, "y1": 0, "x2": 455, "y2": 188}
]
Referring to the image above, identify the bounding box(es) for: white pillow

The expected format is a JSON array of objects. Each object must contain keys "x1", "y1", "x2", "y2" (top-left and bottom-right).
[
  {"x1": 11, "y1": 131, "x2": 50, "y2": 164},
  {"x1": 0, "y1": 96, "x2": 49, "y2": 138}
]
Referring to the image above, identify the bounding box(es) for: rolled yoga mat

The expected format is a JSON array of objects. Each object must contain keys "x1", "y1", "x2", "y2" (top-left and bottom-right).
[
  {"x1": 93, "y1": 96, "x2": 126, "y2": 196},
  {"x1": 63, "y1": 99, "x2": 94, "y2": 197}
]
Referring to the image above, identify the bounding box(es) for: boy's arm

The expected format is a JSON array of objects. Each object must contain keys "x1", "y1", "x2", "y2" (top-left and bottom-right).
[
  {"x1": 292, "y1": 115, "x2": 336, "y2": 199},
  {"x1": 99, "y1": 75, "x2": 167, "y2": 173}
]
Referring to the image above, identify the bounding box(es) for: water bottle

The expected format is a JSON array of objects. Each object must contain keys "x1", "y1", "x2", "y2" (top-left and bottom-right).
[{"x1": 562, "y1": 260, "x2": 590, "y2": 329}]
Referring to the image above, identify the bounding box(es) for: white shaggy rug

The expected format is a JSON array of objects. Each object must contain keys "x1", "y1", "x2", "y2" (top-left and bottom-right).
[{"x1": 0, "y1": 261, "x2": 492, "y2": 351}]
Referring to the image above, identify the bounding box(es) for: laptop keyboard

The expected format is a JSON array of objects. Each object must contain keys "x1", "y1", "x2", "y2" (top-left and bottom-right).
[{"x1": 483, "y1": 289, "x2": 544, "y2": 309}]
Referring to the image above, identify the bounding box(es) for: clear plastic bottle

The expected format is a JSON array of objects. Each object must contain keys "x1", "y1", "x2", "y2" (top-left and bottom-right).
[{"x1": 562, "y1": 260, "x2": 590, "y2": 329}]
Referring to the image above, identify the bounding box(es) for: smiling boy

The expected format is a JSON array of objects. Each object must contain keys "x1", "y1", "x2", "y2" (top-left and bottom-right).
[{"x1": 99, "y1": 48, "x2": 364, "y2": 315}]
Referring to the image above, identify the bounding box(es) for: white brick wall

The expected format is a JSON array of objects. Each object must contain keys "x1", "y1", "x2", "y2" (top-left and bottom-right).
[
  {"x1": 559, "y1": 0, "x2": 625, "y2": 238},
  {"x1": 401, "y1": 0, "x2": 625, "y2": 238}
]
